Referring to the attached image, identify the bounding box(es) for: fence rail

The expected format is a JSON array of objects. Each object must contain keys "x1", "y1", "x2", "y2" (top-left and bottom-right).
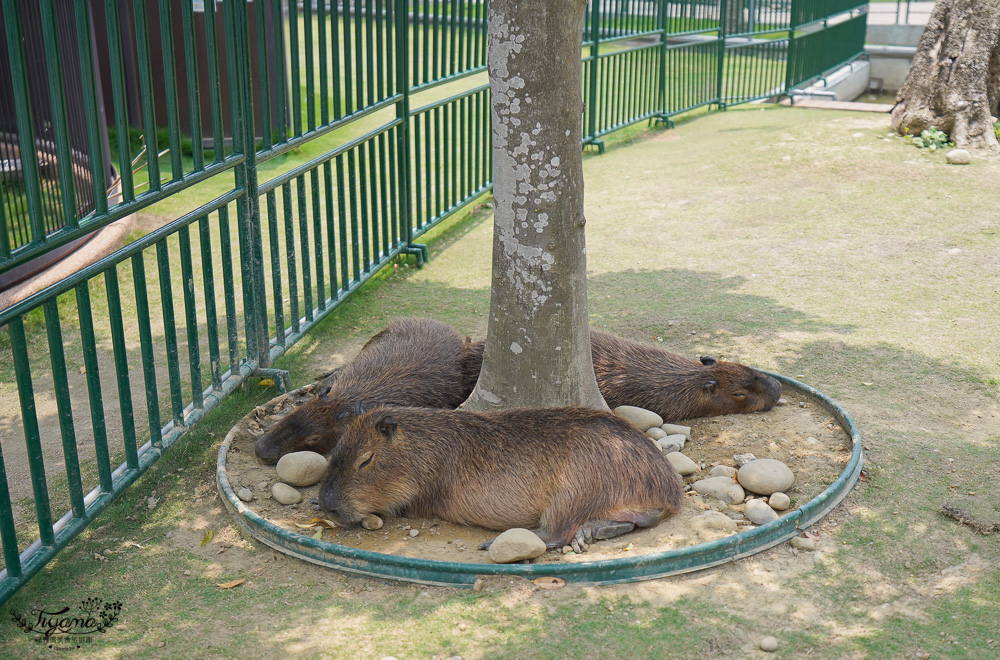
[{"x1": 0, "y1": 0, "x2": 866, "y2": 605}]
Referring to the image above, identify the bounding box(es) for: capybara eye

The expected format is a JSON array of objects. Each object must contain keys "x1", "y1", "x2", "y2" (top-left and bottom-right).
[
  {"x1": 356, "y1": 451, "x2": 374, "y2": 470},
  {"x1": 733, "y1": 392, "x2": 747, "y2": 398}
]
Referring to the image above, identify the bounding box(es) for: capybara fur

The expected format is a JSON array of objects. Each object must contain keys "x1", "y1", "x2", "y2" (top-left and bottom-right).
[
  {"x1": 462, "y1": 330, "x2": 781, "y2": 422},
  {"x1": 318, "y1": 406, "x2": 683, "y2": 551},
  {"x1": 254, "y1": 318, "x2": 479, "y2": 464},
  {"x1": 589, "y1": 330, "x2": 782, "y2": 421}
]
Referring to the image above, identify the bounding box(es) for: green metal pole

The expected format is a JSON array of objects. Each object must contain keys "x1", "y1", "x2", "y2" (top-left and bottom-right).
[{"x1": 716, "y1": 0, "x2": 728, "y2": 109}]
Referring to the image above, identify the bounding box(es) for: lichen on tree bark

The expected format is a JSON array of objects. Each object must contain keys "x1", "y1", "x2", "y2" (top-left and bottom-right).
[
  {"x1": 463, "y1": 0, "x2": 607, "y2": 412},
  {"x1": 891, "y1": 0, "x2": 1000, "y2": 151}
]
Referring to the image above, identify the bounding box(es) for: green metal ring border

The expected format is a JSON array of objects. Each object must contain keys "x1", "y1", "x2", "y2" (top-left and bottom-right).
[{"x1": 217, "y1": 372, "x2": 862, "y2": 587}]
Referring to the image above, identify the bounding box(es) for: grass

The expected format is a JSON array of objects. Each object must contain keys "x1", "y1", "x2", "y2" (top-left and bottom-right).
[{"x1": 2, "y1": 104, "x2": 998, "y2": 658}]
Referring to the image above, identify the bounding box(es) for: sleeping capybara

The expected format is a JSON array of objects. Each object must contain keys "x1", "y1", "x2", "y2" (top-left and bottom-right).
[
  {"x1": 462, "y1": 330, "x2": 781, "y2": 422},
  {"x1": 589, "y1": 330, "x2": 782, "y2": 422},
  {"x1": 318, "y1": 406, "x2": 683, "y2": 552},
  {"x1": 254, "y1": 318, "x2": 479, "y2": 464}
]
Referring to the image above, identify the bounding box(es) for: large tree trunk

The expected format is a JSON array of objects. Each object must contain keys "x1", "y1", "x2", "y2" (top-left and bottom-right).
[
  {"x1": 891, "y1": 0, "x2": 1000, "y2": 151},
  {"x1": 463, "y1": 0, "x2": 607, "y2": 412}
]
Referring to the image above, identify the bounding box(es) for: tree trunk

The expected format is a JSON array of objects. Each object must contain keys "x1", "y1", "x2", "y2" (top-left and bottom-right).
[
  {"x1": 463, "y1": 0, "x2": 607, "y2": 412},
  {"x1": 891, "y1": 0, "x2": 1000, "y2": 151}
]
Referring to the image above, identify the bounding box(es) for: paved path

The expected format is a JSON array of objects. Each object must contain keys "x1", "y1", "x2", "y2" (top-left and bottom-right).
[
  {"x1": 867, "y1": 1, "x2": 934, "y2": 26},
  {"x1": 779, "y1": 98, "x2": 894, "y2": 112}
]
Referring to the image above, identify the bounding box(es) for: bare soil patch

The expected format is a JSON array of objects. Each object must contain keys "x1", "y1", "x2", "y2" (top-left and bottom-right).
[{"x1": 222, "y1": 379, "x2": 851, "y2": 565}]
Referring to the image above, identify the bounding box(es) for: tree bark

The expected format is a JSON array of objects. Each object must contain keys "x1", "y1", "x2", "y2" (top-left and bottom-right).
[
  {"x1": 463, "y1": 0, "x2": 607, "y2": 412},
  {"x1": 891, "y1": 0, "x2": 1000, "y2": 151}
]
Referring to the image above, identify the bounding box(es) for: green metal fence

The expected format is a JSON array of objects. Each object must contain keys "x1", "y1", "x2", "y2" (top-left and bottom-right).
[{"x1": 0, "y1": 0, "x2": 866, "y2": 605}]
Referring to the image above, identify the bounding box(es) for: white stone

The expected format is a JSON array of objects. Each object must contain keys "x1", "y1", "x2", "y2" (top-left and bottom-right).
[
  {"x1": 733, "y1": 453, "x2": 756, "y2": 467},
  {"x1": 946, "y1": 149, "x2": 971, "y2": 165},
  {"x1": 665, "y1": 452, "x2": 699, "y2": 476},
  {"x1": 745, "y1": 498, "x2": 779, "y2": 525},
  {"x1": 237, "y1": 488, "x2": 253, "y2": 502},
  {"x1": 790, "y1": 536, "x2": 816, "y2": 551},
  {"x1": 692, "y1": 476, "x2": 745, "y2": 504},
  {"x1": 708, "y1": 465, "x2": 737, "y2": 479},
  {"x1": 659, "y1": 423, "x2": 692, "y2": 441},
  {"x1": 768, "y1": 492, "x2": 791, "y2": 511},
  {"x1": 613, "y1": 406, "x2": 664, "y2": 431},
  {"x1": 737, "y1": 459, "x2": 795, "y2": 495},
  {"x1": 646, "y1": 427, "x2": 667, "y2": 440},
  {"x1": 760, "y1": 636, "x2": 779, "y2": 652},
  {"x1": 275, "y1": 451, "x2": 329, "y2": 487},
  {"x1": 271, "y1": 482, "x2": 302, "y2": 505},
  {"x1": 488, "y1": 528, "x2": 547, "y2": 564},
  {"x1": 362, "y1": 514, "x2": 384, "y2": 530},
  {"x1": 409, "y1": 528, "x2": 420, "y2": 538}
]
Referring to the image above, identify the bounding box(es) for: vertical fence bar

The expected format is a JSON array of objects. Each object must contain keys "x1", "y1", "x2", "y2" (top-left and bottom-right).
[
  {"x1": 217, "y1": 206, "x2": 240, "y2": 375},
  {"x1": 296, "y1": 176, "x2": 313, "y2": 320},
  {"x1": 74, "y1": 0, "x2": 109, "y2": 217},
  {"x1": 76, "y1": 283, "x2": 114, "y2": 494},
  {"x1": 282, "y1": 182, "x2": 300, "y2": 332},
  {"x1": 105, "y1": 265, "x2": 139, "y2": 470},
  {"x1": 133, "y1": 253, "x2": 162, "y2": 447},
  {"x1": 586, "y1": 3, "x2": 601, "y2": 143},
  {"x1": 0, "y1": 441, "x2": 21, "y2": 577},
  {"x1": 104, "y1": 0, "x2": 135, "y2": 201},
  {"x1": 336, "y1": 154, "x2": 350, "y2": 290},
  {"x1": 318, "y1": 0, "x2": 329, "y2": 126},
  {"x1": 178, "y1": 226, "x2": 204, "y2": 409},
  {"x1": 324, "y1": 161, "x2": 339, "y2": 297},
  {"x1": 2, "y1": 0, "x2": 46, "y2": 246},
  {"x1": 311, "y1": 168, "x2": 325, "y2": 311},
  {"x1": 133, "y1": 0, "x2": 161, "y2": 191},
  {"x1": 288, "y1": 0, "x2": 302, "y2": 135},
  {"x1": 199, "y1": 216, "x2": 223, "y2": 390},
  {"x1": 204, "y1": 0, "x2": 225, "y2": 159},
  {"x1": 156, "y1": 241, "x2": 185, "y2": 427},
  {"x1": 38, "y1": 0, "x2": 79, "y2": 230},
  {"x1": 272, "y1": 0, "x2": 288, "y2": 141},
  {"x1": 265, "y1": 191, "x2": 285, "y2": 345},
  {"x1": 158, "y1": 0, "x2": 184, "y2": 180},
  {"x1": 180, "y1": 0, "x2": 204, "y2": 170},
  {"x1": 716, "y1": 0, "x2": 728, "y2": 108},
  {"x1": 8, "y1": 318, "x2": 55, "y2": 546},
  {"x1": 304, "y1": 0, "x2": 315, "y2": 130},
  {"x1": 43, "y1": 300, "x2": 86, "y2": 518}
]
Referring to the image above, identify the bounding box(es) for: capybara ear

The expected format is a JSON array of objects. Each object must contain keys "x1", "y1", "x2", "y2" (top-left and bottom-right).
[
  {"x1": 376, "y1": 415, "x2": 397, "y2": 440},
  {"x1": 700, "y1": 356, "x2": 718, "y2": 366},
  {"x1": 703, "y1": 379, "x2": 718, "y2": 394},
  {"x1": 354, "y1": 400, "x2": 366, "y2": 417},
  {"x1": 317, "y1": 385, "x2": 332, "y2": 399}
]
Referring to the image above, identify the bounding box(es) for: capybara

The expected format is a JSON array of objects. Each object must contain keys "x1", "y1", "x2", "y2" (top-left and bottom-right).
[
  {"x1": 461, "y1": 330, "x2": 781, "y2": 422},
  {"x1": 318, "y1": 406, "x2": 683, "y2": 552},
  {"x1": 254, "y1": 318, "x2": 479, "y2": 464}
]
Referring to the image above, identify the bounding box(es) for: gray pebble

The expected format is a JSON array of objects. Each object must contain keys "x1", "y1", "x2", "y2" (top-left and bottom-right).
[
  {"x1": 692, "y1": 476, "x2": 745, "y2": 504},
  {"x1": 708, "y1": 465, "x2": 737, "y2": 478},
  {"x1": 946, "y1": 148, "x2": 971, "y2": 164},
  {"x1": 738, "y1": 459, "x2": 795, "y2": 495},
  {"x1": 665, "y1": 452, "x2": 699, "y2": 476},
  {"x1": 760, "y1": 636, "x2": 778, "y2": 652},
  {"x1": 790, "y1": 536, "x2": 816, "y2": 551},
  {"x1": 656, "y1": 436, "x2": 684, "y2": 454},
  {"x1": 237, "y1": 488, "x2": 253, "y2": 502},
  {"x1": 275, "y1": 451, "x2": 329, "y2": 487},
  {"x1": 768, "y1": 492, "x2": 791, "y2": 511},
  {"x1": 745, "y1": 498, "x2": 779, "y2": 525},
  {"x1": 733, "y1": 453, "x2": 757, "y2": 467},
  {"x1": 613, "y1": 405, "x2": 664, "y2": 431},
  {"x1": 362, "y1": 514, "x2": 384, "y2": 530},
  {"x1": 271, "y1": 482, "x2": 302, "y2": 505},
  {"x1": 488, "y1": 528, "x2": 546, "y2": 564},
  {"x1": 409, "y1": 528, "x2": 420, "y2": 538},
  {"x1": 659, "y1": 423, "x2": 692, "y2": 441},
  {"x1": 646, "y1": 427, "x2": 667, "y2": 440}
]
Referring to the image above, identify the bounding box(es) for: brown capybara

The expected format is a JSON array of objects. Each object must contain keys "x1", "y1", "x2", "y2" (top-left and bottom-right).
[
  {"x1": 461, "y1": 330, "x2": 781, "y2": 422},
  {"x1": 318, "y1": 406, "x2": 683, "y2": 552},
  {"x1": 254, "y1": 318, "x2": 479, "y2": 464}
]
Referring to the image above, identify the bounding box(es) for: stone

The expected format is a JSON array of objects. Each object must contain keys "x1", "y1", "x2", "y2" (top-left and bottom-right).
[
  {"x1": 409, "y1": 529, "x2": 420, "y2": 538},
  {"x1": 656, "y1": 435, "x2": 685, "y2": 453},
  {"x1": 237, "y1": 488, "x2": 253, "y2": 502},
  {"x1": 271, "y1": 483, "x2": 302, "y2": 505},
  {"x1": 692, "y1": 476, "x2": 745, "y2": 504},
  {"x1": 733, "y1": 453, "x2": 757, "y2": 467},
  {"x1": 946, "y1": 149, "x2": 971, "y2": 165},
  {"x1": 790, "y1": 536, "x2": 816, "y2": 551},
  {"x1": 768, "y1": 492, "x2": 791, "y2": 511},
  {"x1": 737, "y1": 459, "x2": 795, "y2": 495},
  {"x1": 361, "y1": 514, "x2": 384, "y2": 530},
  {"x1": 488, "y1": 528, "x2": 547, "y2": 564},
  {"x1": 665, "y1": 452, "x2": 699, "y2": 476},
  {"x1": 472, "y1": 579, "x2": 484, "y2": 592},
  {"x1": 275, "y1": 451, "x2": 329, "y2": 487},
  {"x1": 689, "y1": 511, "x2": 738, "y2": 534},
  {"x1": 659, "y1": 423, "x2": 691, "y2": 440},
  {"x1": 646, "y1": 427, "x2": 667, "y2": 440},
  {"x1": 662, "y1": 433, "x2": 686, "y2": 450},
  {"x1": 760, "y1": 636, "x2": 779, "y2": 652},
  {"x1": 613, "y1": 406, "x2": 663, "y2": 431},
  {"x1": 745, "y1": 498, "x2": 779, "y2": 525},
  {"x1": 708, "y1": 465, "x2": 737, "y2": 479}
]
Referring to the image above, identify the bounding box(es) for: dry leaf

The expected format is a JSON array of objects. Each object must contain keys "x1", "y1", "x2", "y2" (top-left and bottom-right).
[
  {"x1": 533, "y1": 577, "x2": 566, "y2": 590},
  {"x1": 294, "y1": 521, "x2": 318, "y2": 529},
  {"x1": 311, "y1": 529, "x2": 323, "y2": 540},
  {"x1": 311, "y1": 518, "x2": 338, "y2": 530},
  {"x1": 216, "y1": 579, "x2": 246, "y2": 589},
  {"x1": 201, "y1": 530, "x2": 214, "y2": 546}
]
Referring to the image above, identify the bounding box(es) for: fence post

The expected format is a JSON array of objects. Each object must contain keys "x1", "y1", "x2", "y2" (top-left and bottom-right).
[
  {"x1": 585, "y1": 2, "x2": 604, "y2": 152},
  {"x1": 397, "y1": 0, "x2": 426, "y2": 264},
  {"x1": 655, "y1": 0, "x2": 673, "y2": 126},
  {"x1": 716, "y1": 0, "x2": 728, "y2": 109},
  {"x1": 785, "y1": 0, "x2": 799, "y2": 95},
  {"x1": 224, "y1": 0, "x2": 269, "y2": 368}
]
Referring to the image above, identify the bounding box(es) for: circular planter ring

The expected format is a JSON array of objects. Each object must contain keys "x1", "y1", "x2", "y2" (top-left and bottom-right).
[{"x1": 217, "y1": 372, "x2": 862, "y2": 587}]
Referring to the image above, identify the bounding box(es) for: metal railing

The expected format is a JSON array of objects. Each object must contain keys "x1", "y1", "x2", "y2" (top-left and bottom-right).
[{"x1": 0, "y1": 0, "x2": 866, "y2": 605}]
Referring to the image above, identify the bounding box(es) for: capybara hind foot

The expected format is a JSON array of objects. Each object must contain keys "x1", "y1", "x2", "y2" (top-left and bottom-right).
[{"x1": 571, "y1": 520, "x2": 637, "y2": 553}]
